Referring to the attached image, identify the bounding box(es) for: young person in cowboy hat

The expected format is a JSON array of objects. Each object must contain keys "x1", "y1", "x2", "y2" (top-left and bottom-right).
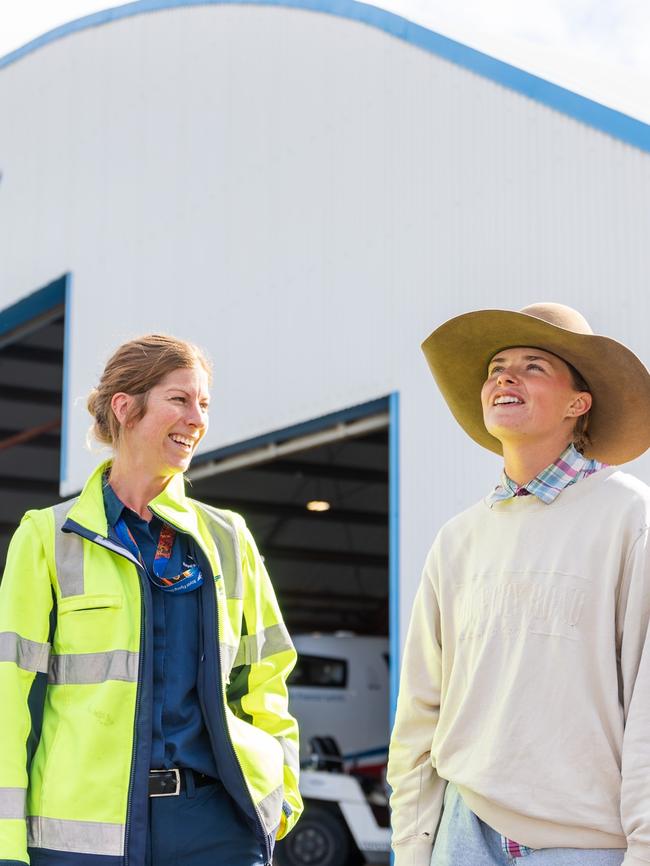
[{"x1": 387, "y1": 303, "x2": 650, "y2": 866}]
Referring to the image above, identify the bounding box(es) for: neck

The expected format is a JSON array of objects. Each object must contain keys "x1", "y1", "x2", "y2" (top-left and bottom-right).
[
  {"x1": 108, "y1": 458, "x2": 171, "y2": 521},
  {"x1": 502, "y1": 438, "x2": 573, "y2": 487}
]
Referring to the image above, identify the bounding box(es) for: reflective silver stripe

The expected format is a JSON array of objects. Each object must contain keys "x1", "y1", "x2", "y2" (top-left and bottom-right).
[
  {"x1": 52, "y1": 499, "x2": 84, "y2": 597},
  {"x1": 194, "y1": 504, "x2": 243, "y2": 599},
  {"x1": 278, "y1": 737, "x2": 300, "y2": 774},
  {"x1": 48, "y1": 650, "x2": 138, "y2": 685},
  {"x1": 220, "y1": 642, "x2": 238, "y2": 678},
  {"x1": 27, "y1": 816, "x2": 124, "y2": 856},
  {"x1": 0, "y1": 632, "x2": 50, "y2": 673},
  {"x1": 233, "y1": 623, "x2": 294, "y2": 668},
  {"x1": 257, "y1": 784, "x2": 284, "y2": 834},
  {"x1": 0, "y1": 787, "x2": 26, "y2": 820}
]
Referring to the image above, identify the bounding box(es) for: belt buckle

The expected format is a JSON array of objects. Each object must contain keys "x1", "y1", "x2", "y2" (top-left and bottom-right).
[{"x1": 149, "y1": 768, "x2": 181, "y2": 797}]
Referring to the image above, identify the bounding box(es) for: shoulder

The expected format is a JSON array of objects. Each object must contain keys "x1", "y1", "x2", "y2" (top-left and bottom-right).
[
  {"x1": 437, "y1": 498, "x2": 487, "y2": 540},
  {"x1": 603, "y1": 468, "x2": 650, "y2": 501},
  {"x1": 15, "y1": 498, "x2": 77, "y2": 544},
  {"x1": 600, "y1": 469, "x2": 650, "y2": 531},
  {"x1": 188, "y1": 498, "x2": 255, "y2": 551},
  {"x1": 423, "y1": 499, "x2": 486, "y2": 567},
  {"x1": 189, "y1": 498, "x2": 247, "y2": 530},
  {"x1": 588, "y1": 468, "x2": 650, "y2": 518}
]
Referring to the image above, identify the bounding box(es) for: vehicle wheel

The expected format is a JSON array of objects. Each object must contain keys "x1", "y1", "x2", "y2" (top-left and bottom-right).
[{"x1": 275, "y1": 805, "x2": 350, "y2": 866}]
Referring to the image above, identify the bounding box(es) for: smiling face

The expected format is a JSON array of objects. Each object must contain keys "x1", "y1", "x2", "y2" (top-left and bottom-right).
[
  {"x1": 112, "y1": 365, "x2": 210, "y2": 481},
  {"x1": 480, "y1": 347, "x2": 591, "y2": 450}
]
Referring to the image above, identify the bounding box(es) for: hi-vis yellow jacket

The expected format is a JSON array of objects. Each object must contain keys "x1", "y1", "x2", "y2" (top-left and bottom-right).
[{"x1": 0, "y1": 461, "x2": 302, "y2": 866}]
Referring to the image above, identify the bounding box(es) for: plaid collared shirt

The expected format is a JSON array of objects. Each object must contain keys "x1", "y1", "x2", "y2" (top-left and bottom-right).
[
  {"x1": 486, "y1": 442, "x2": 607, "y2": 857},
  {"x1": 486, "y1": 443, "x2": 608, "y2": 507}
]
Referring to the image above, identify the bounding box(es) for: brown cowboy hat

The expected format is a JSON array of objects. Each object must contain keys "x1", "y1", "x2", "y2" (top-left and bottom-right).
[{"x1": 421, "y1": 302, "x2": 650, "y2": 464}]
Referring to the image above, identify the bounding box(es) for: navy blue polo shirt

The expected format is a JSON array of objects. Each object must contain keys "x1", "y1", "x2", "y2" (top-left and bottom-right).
[{"x1": 103, "y1": 481, "x2": 218, "y2": 778}]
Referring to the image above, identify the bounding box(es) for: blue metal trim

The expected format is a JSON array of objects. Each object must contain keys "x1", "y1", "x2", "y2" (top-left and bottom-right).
[
  {"x1": 0, "y1": 0, "x2": 648, "y2": 152},
  {"x1": 388, "y1": 391, "x2": 399, "y2": 730},
  {"x1": 0, "y1": 275, "x2": 66, "y2": 341},
  {"x1": 59, "y1": 274, "x2": 73, "y2": 488},
  {"x1": 191, "y1": 396, "x2": 389, "y2": 465}
]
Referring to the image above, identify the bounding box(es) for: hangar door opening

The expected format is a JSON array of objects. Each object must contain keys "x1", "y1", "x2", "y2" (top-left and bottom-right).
[
  {"x1": 0, "y1": 277, "x2": 67, "y2": 570},
  {"x1": 188, "y1": 399, "x2": 393, "y2": 774}
]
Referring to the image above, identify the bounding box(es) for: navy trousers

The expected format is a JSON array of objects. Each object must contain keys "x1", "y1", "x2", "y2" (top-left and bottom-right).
[{"x1": 145, "y1": 774, "x2": 266, "y2": 866}]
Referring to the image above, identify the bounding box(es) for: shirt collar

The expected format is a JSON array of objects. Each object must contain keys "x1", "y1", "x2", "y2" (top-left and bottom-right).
[
  {"x1": 102, "y1": 475, "x2": 128, "y2": 528},
  {"x1": 487, "y1": 443, "x2": 607, "y2": 507}
]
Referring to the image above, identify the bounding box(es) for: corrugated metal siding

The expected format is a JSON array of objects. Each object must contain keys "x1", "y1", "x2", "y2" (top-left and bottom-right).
[{"x1": 1, "y1": 3, "x2": 649, "y2": 642}]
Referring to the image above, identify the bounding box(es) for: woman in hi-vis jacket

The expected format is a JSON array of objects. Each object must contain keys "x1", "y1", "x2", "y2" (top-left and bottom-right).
[{"x1": 0, "y1": 334, "x2": 302, "y2": 866}]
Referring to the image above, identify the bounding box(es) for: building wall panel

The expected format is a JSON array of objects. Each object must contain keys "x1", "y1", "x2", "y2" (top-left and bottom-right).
[{"x1": 1, "y1": 3, "x2": 649, "y2": 646}]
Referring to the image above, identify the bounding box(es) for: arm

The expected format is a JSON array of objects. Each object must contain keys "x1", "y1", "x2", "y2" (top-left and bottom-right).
[
  {"x1": 618, "y1": 528, "x2": 650, "y2": 866},
  {"x1": 227, "y1": 522, "x2": 302, "y2": 839},
  {"x1": 387, "y1": 546, "x2": 446, "y2": 866},
  {"x1": 0, "y1": 514, "x2": 54, "y2": 865}
]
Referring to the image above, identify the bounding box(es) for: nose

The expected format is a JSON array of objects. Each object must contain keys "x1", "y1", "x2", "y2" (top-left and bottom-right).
[
  {"x1": 496, "y1": 368, "x2": 518, "y2": 386},
  {"x1": 186, "y1": 400, "x2": 206, "y2": 429}
]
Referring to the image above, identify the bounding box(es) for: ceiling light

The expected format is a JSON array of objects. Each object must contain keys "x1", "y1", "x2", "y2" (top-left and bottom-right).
[{"x1": 306, "y1": 499, "x2": 331, "y2": 512}]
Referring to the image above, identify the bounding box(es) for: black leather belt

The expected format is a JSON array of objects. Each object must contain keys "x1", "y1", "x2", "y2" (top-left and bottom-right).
[{"x1": 148, "y1": 768, "x2": 217, "y2": 797}]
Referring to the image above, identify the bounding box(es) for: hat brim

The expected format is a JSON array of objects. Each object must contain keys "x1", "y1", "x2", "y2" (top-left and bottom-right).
[{"x1": 421, "y1": 309, "x2": 650, "y2": 464}]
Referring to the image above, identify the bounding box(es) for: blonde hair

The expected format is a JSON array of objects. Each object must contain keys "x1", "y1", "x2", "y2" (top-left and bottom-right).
[{"x1": 87, "y1": 334, "x2": 212, "y2": 447}]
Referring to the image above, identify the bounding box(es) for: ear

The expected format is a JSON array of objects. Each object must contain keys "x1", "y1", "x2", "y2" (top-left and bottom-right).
[
  {"x1": 567, "y1": 392, "x2": 592, "y2": 419},
  {"x1": 110, "y1": 392, "x2": 134, "y2": 428}
]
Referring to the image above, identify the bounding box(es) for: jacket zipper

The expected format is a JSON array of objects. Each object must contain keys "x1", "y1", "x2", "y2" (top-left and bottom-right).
[
  {"x1": 148, "y1": 509, "x2": 271, "y2": 863},
  {"x1": 65, "y1": 522, "x2": 146, "y2": 866}
]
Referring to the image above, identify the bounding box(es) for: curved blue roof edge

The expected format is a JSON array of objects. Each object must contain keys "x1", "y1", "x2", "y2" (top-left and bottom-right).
[{"x1": 1, "y1": 0, "x2": 649, "y2": 154}]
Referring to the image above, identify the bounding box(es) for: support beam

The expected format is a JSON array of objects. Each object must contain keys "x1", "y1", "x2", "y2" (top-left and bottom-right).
[
  {"x1": 264, "y1": 545, "x2": 387, "y2": 568},
  {"x1": 0, "y1": 419, "x2": 61, "y2": 452},
  {"x1": 278, "y1": 590, "x2": 385, "y2": 609},
  {"x1": 0, "y1": 427, "x2": 60, "y2": 449},
  {"x1": 189, "y1": 413, "x2": 389, "y2": 480},
  {"x1": 0, "y1": 385, "x2": 61, "y2": 406},
  {"x1": 0, "y1": 475, "x2": 60, "y2": 495},
  {"x1": 0, "y1": 344, "x2": 63, "y2": 364},
  {"x1": 199, "y1": 497, "x2": 387, "y2": 526},
  {"x1": 251, "y1": 460, "x2": 388, "y2": 485}
]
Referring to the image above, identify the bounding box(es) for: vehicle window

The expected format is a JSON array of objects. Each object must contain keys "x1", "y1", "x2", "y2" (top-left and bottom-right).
[{"x1": 289, "y1": 655, "x2": 348, "y2": 688}]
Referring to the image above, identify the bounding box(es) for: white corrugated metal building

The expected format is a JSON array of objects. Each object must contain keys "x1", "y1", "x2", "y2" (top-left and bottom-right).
[{"x1": 1, "y1": 0, "x2": 650, "y2": 715}]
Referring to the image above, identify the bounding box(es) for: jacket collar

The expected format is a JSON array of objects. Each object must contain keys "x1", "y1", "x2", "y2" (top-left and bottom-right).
[{"x1": 65, "y1": 459, "x2": 202, "y2": 540}]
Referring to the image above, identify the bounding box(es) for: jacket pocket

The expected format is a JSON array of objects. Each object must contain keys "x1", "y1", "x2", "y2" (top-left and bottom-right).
[{"x1": 58, "y1": 594, "x2": 123, "y2": 613}]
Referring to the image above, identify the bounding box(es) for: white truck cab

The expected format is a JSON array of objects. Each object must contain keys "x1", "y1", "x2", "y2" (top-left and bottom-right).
[
  {"x1": 275, "y1": 634, "x2": 391, "y2": 866},
  {"x1": 289, "y1": 633, "x2": 389, "y2": 772}
]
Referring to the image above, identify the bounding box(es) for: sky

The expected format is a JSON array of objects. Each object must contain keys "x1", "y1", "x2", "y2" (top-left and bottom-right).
[{"x1": 2, "y1": 0, "x2": 650, "y2": 120}]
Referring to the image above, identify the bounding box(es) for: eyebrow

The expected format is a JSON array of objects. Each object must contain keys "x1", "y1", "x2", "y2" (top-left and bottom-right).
[
  {"x1": 489, "y1": 354, "x2": 551, "y2": 365},
  {"x1": 166, "y1": 387, "x2": 210, "y2": 400}
]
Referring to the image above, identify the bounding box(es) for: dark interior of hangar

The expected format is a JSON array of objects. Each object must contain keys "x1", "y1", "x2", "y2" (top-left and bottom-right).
[
  {"x1": 0, "y1": 304, "x2": 388, "y2": 637},
  {"x1": 0, "y1": 309, "x2": 65, "y2": 565},
  {"x1": 188, "y1": 427, "x2": 389, "y2": 635}
]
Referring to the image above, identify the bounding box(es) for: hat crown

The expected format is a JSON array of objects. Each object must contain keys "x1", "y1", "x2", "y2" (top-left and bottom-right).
[{"x1": 519, "y1": 302, "x2": 593, "y2": 336}]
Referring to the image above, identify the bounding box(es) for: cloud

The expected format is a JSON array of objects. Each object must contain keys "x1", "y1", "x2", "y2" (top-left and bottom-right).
[{"x1": 380, "y1": 0, "x2": 650, "y2": 76}]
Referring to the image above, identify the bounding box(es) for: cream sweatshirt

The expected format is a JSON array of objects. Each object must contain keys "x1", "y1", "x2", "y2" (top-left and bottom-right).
[{"x1": 387, "y1": 468, "x2": 650, "y2": 866}]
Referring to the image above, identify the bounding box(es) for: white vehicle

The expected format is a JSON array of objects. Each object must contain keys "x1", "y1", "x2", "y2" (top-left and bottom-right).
[
  {"x1": 288, "y1": 634, "x2": 389, "y2": 774},
  {"x1": 276, "y1": 759, "x2": 391, "y2": 866},
  {"x1": 274, "y1": 634, "x2": 391, "y2": 866}
]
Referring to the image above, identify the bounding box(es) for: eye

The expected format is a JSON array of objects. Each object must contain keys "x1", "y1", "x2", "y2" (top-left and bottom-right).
[
  {"x1": 527, "y1": 363, "x2": 543, "y2": 371},
  {"x1": 171, "y1": 396, "x2": 186, "y2": 403},
  {"x1": 200, "y1": 402, "x2": 210, "y2": 412},
  {"x1": 489, "y1": 365, "x2": 504, "y2": 375}
]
